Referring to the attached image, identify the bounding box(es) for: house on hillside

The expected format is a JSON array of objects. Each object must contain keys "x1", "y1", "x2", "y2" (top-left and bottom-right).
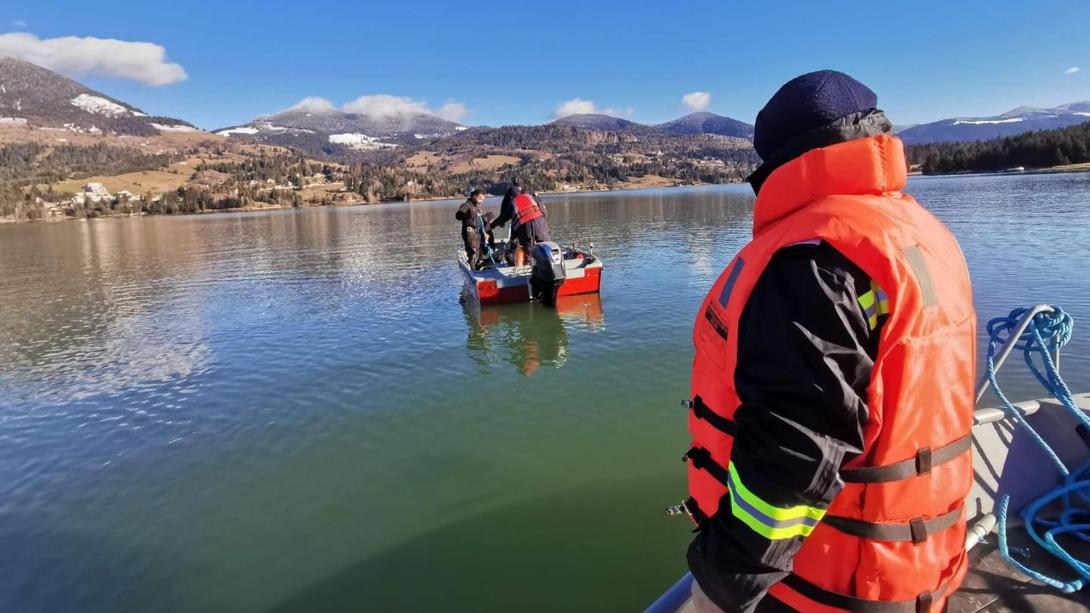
[
  {"x1": 82, "y1": 183, "x2": 112, "y2": 201},
  {"x1": 68, "y1": 183, "x2": 113, "y2": 207}
]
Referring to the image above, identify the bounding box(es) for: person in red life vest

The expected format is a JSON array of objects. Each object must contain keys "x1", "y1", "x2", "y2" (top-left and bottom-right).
[
  {"x1": 684, "y1": 70, "x2": 976, "y2": 613},
  {"x1": 490, "y1": 180, "x2": 551, "y2": 267}
]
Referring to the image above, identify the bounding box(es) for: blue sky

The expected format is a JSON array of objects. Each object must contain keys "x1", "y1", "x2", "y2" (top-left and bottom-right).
[{"x1": 3, "y1": 1, "x2": 1090, "y2": 130}]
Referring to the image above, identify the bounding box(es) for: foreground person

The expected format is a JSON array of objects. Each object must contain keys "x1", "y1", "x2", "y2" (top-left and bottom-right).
[{"x1": 684, "y1": 70, "x2": 976, "y2": 612}]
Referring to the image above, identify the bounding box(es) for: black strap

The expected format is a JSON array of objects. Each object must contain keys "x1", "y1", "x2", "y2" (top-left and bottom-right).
[
  {"x1": 781, "y1": 572, "x2": 954, "y2": 613},
  {"x1": 840, "y1": 434, "x2": 971, "y2": 484},
  {"x1": 821, "y1": 506, "x2": 962, "y2": 543},
  {"x1": 687, "y1": 397, "x2": 967, "y2": 485},
  {"x1": 684, "y1": 497, "x2": 709, "y2": 526},
  {"x1": 683, "y1": 447, "x2": 731, "y2": 487},
  {"x1": 688, "y1": 396, "x2": 737, "y2": 436}
]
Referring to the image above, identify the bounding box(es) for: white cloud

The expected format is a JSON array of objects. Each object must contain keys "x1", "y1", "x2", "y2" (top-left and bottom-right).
[
  {"x1": 554, "y1": 98, "x2": 597, "y2": 118},
  {"x1": 0, "y1": 32, "x2": 186, "y2": 86},
  {"x1": 553, "y1": 98, "x2": 633, "y2": 119},
  {"x1": 287, "y1": 96, "x2": 336, "y2": 113},
  {"x1": 682, "y1": 91, "x2": 711, "y2": 112},
  {"x1": 12, "y1": 20, "x2": 28, "y2": 28},
  {"x1": 436, "y1": 100, "x2": 469, "y2": 123},
  {"x1": 340, "y1": 94, "x2": 469, "y2": 123},
  {"x1": 1066, "y1": 66, "x2": 1081, "y2": 75},
  {"x1": 342, "y1": 94, "x2": 429, "y2": 118}
]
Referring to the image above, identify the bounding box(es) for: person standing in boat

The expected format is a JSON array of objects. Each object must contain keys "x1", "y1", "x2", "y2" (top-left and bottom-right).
[
  {"x1": 455, "y1": 188, "x2": 489, "y2": 269},
  {"x1": 682, "y1": 71, "x2": 976, "y2": 612},
  {"x1": 490, "y1": 181, "x2": 551, "y2": 267}
]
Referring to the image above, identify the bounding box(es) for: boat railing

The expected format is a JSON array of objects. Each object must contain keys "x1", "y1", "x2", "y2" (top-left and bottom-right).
[
  {"x1": 974, "y1": 304, "x2": 1058, "y2": 405},
  {"x1": 967, "y1": 304, "x2": 1060, "y2": 551}
]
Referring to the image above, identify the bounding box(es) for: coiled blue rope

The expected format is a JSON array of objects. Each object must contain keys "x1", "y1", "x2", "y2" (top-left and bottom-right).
[{"x1": 987, "y1": 306, "x2": 1090, "y2": 592}]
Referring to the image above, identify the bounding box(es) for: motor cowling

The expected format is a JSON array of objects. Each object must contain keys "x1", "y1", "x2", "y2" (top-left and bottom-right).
[{"x1": 530, "y1": 241, "x2": 566, "y2": 307}]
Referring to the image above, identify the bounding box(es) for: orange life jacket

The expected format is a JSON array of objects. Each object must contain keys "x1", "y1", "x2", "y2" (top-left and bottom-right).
[
  {"x1": 514, "y1": 193, "x2": 544, "y2": 226},
  {"x1": 688, "y1": 134, "x2": 976, "y2": 612}
]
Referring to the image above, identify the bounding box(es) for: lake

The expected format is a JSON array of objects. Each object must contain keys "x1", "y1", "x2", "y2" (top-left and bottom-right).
[{"x1": 2, "y1": 173, "x2": 1090, "y2": 612}]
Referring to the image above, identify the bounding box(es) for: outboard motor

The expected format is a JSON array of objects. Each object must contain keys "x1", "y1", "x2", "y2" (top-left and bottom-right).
[{"x1": 530, "y1": 241, "x2": 566, "y2": 307}]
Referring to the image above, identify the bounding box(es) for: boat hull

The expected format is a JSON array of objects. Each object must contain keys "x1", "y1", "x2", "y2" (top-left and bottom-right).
[{"x1": 459, "y1": 251, "x2": 603, "y2": 306}]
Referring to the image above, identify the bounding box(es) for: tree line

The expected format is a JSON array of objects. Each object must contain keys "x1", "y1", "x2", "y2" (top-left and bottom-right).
[
  {"x1": 0, "y1": 142, "x2": 179, "y2": 185},
  {"x1": 907, "y1": 121, "x2": 1090, "y2": 174}
]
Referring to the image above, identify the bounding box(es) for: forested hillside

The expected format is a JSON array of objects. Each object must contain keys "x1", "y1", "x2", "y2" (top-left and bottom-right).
[{"x1": 907, "y1": 121, "x2": 1090, "y2": 174}]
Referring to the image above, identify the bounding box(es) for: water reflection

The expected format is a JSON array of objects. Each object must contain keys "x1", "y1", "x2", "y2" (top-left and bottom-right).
[{"x1": 463, "y1": 294, "x2": 605, "y2": 376}]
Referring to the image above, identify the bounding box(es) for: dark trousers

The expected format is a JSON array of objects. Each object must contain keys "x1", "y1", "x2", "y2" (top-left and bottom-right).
[{"x1": 463, "y1": 227, "x2": 482, "y2": 269}]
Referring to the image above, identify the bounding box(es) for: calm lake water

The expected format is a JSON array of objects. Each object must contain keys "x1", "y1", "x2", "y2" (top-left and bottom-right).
[{"x1": 2, "y1": 173, "x2": 1090, "y2": 612}]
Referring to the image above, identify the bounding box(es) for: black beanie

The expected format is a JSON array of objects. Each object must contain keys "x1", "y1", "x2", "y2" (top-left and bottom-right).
[{"x1": 753, "y1": 70, "x2": 878, "y2": 161}]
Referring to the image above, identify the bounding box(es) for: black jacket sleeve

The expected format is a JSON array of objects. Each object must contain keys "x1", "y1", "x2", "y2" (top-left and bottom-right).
[
  {"x1": 492, "y1": 197, "x2": 515, "y2": 229},
  {"x1": 687, "y1": 242, "x2": 880, "y2": 613}
]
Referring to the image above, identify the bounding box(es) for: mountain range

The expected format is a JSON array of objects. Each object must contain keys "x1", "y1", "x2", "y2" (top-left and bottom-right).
[
  {"x1": 547, "y1": 111, "x2": 755, "y2": 138},
  {"x1": 4, "y1": 55, "x2": 1090, "y2": 223},
  {"x1": 8, "y1": 53, "x2": 1086, "y2": 153},
  {"x1": 0, "y1": 57, "x2": 196, "y2": 137},
  {"x1": 0, "y1": 58, "x2": 760, "y2": 221},
  {"x1": 214, "y1": 105, "x2": 467, "y2": 155},
  {"x1": 897, "y1": 103, "x2": 1090, "y2": 145},
  {"x1": 215, "y1": 109, "x2": 755, "y2": 156}
]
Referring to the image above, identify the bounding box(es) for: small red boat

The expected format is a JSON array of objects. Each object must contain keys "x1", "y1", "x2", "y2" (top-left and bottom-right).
[{"x1": 459, "y1": 241, "x2": 603, "y2": 307}]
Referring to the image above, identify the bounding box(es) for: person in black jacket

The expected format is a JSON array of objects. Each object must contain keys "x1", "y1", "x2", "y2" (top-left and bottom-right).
[
  {"x1": 490, "y1": 182, "x2": 521, "y2": 235},
  {"x1": 687, "y1": 72, "x2": 895, "y2": 612},
  {"x1": 455, "y1": 189, "x2": 488, "y2": 269}
]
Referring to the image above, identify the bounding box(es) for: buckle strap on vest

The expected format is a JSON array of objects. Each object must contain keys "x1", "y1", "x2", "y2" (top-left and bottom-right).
[
  {"x1": 683, "y1": 447, "x2": 732, "y2": 487},
  {"x1": 685, "y1": 396, "x2": 737, "y2": 436},
  {"x1": 781, "y1": 572, "x2": 954, "y2": 613},
  {"x1": 665, "y1": 497, "x2": 709, "y2": 524},
  {"x1": 840, "y1": 434, "x2": 971, "y2": 484},
  {"x1": 684, "y1": 496, "x2": 708, "y2": 526},
  {"x1": 821, "y1": 505, "x2": 963, "y2": 543}
]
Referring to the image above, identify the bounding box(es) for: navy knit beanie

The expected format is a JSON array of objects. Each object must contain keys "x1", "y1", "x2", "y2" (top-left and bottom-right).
[{"x1": 753, "y1": 70, "x2": 878, "y2": 161}]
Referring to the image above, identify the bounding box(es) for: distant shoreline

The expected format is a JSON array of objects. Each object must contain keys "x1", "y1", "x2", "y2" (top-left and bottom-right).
[
  {"x1": 1, "y1": 180, "x2": 740, "y2": 225},
  {"x1": 910, "y1": 162, "x2": 1090, "y2": 178},
  {"x1": 12, "y1": 162, "x2": 1089, "y2": 226}
]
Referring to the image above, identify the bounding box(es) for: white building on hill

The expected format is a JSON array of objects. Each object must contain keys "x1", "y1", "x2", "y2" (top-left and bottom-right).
[{"x1": 70, "y1": 182, "x2": 113, "y2": 206}]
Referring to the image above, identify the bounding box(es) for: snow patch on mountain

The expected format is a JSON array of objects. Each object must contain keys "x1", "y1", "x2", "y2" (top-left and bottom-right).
[
  {"x1": 328, "y1": 133, "x2": 397, "y2": 150},
  {"x1": 70, "y1": 94, "x2": 131, "y2": 117},
  {"x1": 952, "y1": 117, "x2": 1026, "y2": 125},
  {"x1": 152, "y1": 123, "x2": 198, "y2": 133},
  {"x1": 217, "y1": 126, "x2": 259, "y2": 136}
]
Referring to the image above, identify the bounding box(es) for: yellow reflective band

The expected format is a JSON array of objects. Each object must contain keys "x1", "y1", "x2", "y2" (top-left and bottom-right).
[
  {"x1": 858, "y1": 290, "x2": 876, "y2": 310},
  {"x1": 726, "y1": 462, "x2": 826, "y2": 540},
  {"x1": 857, "y1": 282, "x2": 889, "y2": 330}
]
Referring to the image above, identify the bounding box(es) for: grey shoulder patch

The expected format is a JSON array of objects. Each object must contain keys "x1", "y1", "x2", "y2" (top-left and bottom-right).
[{"x1": 903, "y1": 245, "x2": 938, "y2": 307}]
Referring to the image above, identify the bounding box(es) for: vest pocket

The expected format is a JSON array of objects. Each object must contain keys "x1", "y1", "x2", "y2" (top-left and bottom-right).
[{"x1": 697, "y1": 306, "x2": 729, "y2": 370}]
